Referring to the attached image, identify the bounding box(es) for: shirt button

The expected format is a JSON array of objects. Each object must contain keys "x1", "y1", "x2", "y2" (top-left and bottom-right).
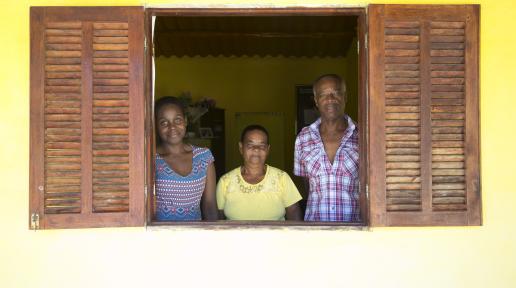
[{"x1": 331, "y1": 206, "x2": 335, "y2": 211}]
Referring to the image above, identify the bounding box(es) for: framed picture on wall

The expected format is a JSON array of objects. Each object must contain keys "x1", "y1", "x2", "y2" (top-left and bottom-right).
[{"x1": 199, "y1": 127, "x2": 214, "y2": 138}]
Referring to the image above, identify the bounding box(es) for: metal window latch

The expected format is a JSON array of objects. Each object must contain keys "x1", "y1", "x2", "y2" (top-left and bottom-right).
[{"x1": 30, "y1": 213, "x2": 40, "y2": 230}]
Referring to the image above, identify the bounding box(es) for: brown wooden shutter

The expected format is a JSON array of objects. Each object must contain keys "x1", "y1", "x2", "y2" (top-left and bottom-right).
[
  {"x1": 30, "y1": 7, "x2": 145, "y2": 229},
  {"x1": 368, "y1": 5, "x2": 480, "y2": 226}
]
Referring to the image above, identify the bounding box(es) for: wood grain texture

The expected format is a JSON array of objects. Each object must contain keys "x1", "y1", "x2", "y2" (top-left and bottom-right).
[
  {"x1": 30, "y1": 6, "x2": 145, "y2": 229},
  {"x1": 383, "y1": 14, "x2": 421, "y2": 211},
  {"x1": 430, "y1": 18, "x2": 468, "y2": 212},
  {"x1": 368, "y1": 4, "x2": 480, "y2": 226},
  {"x1": 43, "y1": 20, "x2": 83, "y2": 215},
  {"x1": 368, "y1": 5, "x2": 388, "y2": 223}
]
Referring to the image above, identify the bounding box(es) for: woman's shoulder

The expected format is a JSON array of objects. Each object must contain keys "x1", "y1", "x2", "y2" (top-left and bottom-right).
[
  {"x1": 191, "y1": 145, "x2": 213, "y2": 158},
  {"x1": 219, "y1": 167, "x2": 241, "y2": 181},
  {"x1": 155, "y1": 151, "x2": 167, "y2": 162},
  {"x1": 155, "y1": 145, "x2": 165, "y2": 157},
  {"x1": 265, "y1": 165, "x2": 289, "y2": 178}
]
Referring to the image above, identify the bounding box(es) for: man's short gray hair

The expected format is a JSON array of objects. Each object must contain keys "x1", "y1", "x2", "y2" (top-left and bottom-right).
[{"x1": 312, "y1": 74, "x2": 347, "y2": 100}]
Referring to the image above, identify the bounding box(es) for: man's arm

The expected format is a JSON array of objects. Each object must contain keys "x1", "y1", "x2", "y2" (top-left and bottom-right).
[
  {"x1": 285, "y1": 203, "x2": 302, "y2": 221},
  {"x1": 297, "y1": 176, "x2": 309, "y2": 201}
]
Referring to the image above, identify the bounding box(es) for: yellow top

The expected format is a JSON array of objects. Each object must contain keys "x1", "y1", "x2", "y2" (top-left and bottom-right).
[{"x1": 216, "y1": 165, "x2": 302, "y2": 220}]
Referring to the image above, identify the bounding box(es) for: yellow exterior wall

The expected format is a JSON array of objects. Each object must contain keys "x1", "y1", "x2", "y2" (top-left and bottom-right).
[{"x1": 1, "y1": 0, "x2": 515, "y2": 287}]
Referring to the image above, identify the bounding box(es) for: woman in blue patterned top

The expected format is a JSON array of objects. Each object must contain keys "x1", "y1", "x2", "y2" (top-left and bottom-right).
[{"x1": 155, "y1": 96, "x2": 218, "y2": 221}]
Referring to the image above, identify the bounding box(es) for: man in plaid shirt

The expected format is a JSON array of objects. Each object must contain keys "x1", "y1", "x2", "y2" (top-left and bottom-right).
[{"x1": 294, "y1": 74, "x2": 360, "y2": 222}]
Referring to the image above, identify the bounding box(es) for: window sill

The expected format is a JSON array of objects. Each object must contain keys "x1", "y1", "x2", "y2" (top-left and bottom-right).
[{"x1": 146, "y1": 220, "x2": 369, "y2": 231}]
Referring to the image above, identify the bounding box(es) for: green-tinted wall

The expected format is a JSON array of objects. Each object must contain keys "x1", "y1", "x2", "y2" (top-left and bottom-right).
[{"x1": 155, "y1": 48, "x2": 358, "y2": 175}]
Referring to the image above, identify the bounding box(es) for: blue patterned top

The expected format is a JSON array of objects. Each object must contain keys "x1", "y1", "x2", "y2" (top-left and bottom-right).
[{"x1": 155, "y1": 146, "x2": 214, "y2": 221}]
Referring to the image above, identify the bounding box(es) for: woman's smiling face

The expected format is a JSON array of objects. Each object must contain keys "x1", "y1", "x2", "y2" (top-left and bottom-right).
[{"x1": 156, "y1": 103, "x2": 187, "y2": 145}]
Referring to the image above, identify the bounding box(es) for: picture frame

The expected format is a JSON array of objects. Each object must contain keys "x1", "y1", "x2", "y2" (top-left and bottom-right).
[{"x1": 199, "y1": 127, "x2": 214, "y2": 138}]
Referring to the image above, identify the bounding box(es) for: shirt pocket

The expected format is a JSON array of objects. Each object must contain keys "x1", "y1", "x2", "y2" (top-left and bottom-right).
[
  {"x1": 301, "y1": 147, "x2": 324, "y2": 178},
  {"x1": 339, "y1": 147, "x2": 359, "y2": 176}
]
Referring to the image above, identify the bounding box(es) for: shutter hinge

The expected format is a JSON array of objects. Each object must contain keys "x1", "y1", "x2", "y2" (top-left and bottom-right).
[
  {"x1": 357, "y1": 38, "x2": 360, "y2": 54},
  {"x1": 365, "y1": 33, "x2": 368, "y2": 50},
  {"x1": 144, "y1": 36, "x2": 148, "y2": 52},
  {"x1": 30, "y1": 213, "x2": 40, "y2": 230},
  {"x1": 144, "y1": 184, "x2": 148, "y2": 200},
  {"x1": 365, "y1": 184, "x2": 369, "y2": 200}
]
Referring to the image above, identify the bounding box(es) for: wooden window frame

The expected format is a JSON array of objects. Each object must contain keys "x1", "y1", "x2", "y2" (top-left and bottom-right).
[
  {"x1": 144, "y1": 7, "x2": 369, "y2": 228},
  {"x1": 29, "y1": 5, "x2": 480, "y2": 229}
]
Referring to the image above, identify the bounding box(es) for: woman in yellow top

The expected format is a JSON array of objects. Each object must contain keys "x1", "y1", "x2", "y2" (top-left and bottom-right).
[{"x1": 216, "y1": 125, "x2": 302, "y2": 220}]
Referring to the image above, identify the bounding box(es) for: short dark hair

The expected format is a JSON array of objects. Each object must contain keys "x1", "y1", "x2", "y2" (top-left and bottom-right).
[
  {"x1": 312, "y1": 74, "x2": 346, "y2": 98},
  {"x1": 240, "y1": 124, "x2": 269, "y2": 144},
  {"x1": 154, "y1": 96, "x2": 186, "y2": 120}
]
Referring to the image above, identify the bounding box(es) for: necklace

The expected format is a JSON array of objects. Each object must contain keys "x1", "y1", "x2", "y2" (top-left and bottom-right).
[{"x1": 238, "y1": 165, "x2": 267, "y2": 193}]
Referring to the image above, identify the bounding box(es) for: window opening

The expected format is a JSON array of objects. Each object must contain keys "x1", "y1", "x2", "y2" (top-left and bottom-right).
[{"x1": 148, "y1": 10, "x2": 366, "y2": 226}]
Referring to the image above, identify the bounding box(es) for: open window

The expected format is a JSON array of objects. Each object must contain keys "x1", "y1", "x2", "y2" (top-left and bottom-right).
[
  {"x1": 146, "y1": 8, "x2": 368, "y2": 226},
  {"x1": 29, "y1": 5, "x2": 480, "y2": 229}
]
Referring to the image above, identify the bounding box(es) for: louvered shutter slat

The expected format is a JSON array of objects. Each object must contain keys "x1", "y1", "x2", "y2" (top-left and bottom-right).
[
  {"x1": 92, "y1": 22, "x2": 130, "y2": 213},
  {"x1": 30, "y1": 7, "x2": 144, "y2": 229},
  {"x1": 384, "y1": 20, "x2": 422, "y2": 212},
  {"x1": 369, "y1": 5, "x2": 480, "y2": 226},
  {"x1": 43, "y1": 22, "x2": 83, "y2": 215},
  {"x1": 430, "y1": 20, "x2": 467, "y2": 212}
]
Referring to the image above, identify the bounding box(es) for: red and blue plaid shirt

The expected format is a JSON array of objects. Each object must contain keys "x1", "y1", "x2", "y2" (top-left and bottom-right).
[{"x1": 294, "y1": 115, "x2": 360, "y2": 222}]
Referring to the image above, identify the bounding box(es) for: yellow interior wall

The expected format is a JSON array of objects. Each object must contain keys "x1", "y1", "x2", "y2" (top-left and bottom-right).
[
  {"x1": 154, "y1": 54, "x2": 357, "y2": 175},
  {"x1": 1, "y1": 0, "x2": 515, "y2": 288}
]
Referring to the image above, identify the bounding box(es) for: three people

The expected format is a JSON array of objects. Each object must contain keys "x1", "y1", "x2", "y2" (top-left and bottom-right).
[{"x1": 155, "y1": 73, "x2": 359, "y2": 222}]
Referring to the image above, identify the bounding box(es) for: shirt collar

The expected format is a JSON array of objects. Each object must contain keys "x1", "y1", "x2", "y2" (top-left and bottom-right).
[{"x1": 308, "y1": 114, "x2": 356, "y2": 141}]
